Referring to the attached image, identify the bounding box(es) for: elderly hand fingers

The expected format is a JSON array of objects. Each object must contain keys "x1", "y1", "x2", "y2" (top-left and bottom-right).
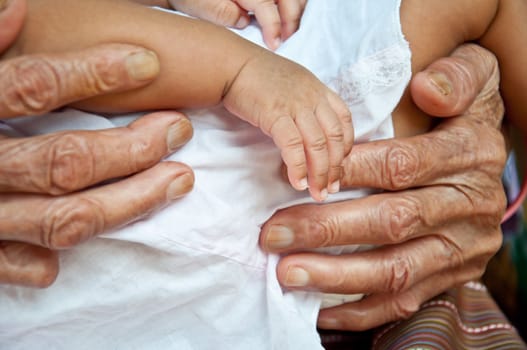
[
  {"x1": 260, "y1": 184, "x2": 495, "y2": 252},
  {"x1": 0, "y1": 0, "x2": 26, "y2": 53},
  {"x1": 0, "y1": 241, "x2": 58, "y2": 288},
  {"x1": 0, "y1": 111, "x2": 192, "y2": 194},
  {"x1": 0, "y1": 44, "x2": 159, "y2": 118},
  {"x1": 317, "y1": 264, "x2": 488, "y2": 331},
  {"x1": 340, "y1": 115, "x2": 507, "y2": 191},
  {"x1": 274, "y1": 233, "x2": 477, "y2": 296},
  {"x1": 411, "y1": 44, "x2": 500, "y2": 120},
  {"x1": 0, "y1": 161, "x2": 193, "y2": 249}
]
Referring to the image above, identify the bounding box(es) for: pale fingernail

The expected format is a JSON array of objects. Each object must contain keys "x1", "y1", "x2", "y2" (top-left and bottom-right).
[
  {"x1": 235, "y1": 16, "x2": 250, "y2": 28},
  {"x1": 428, "y1": 71, "x2": 453, "y2": 96},
  {"x1": 319, "y1": 189, "x2": 328, "y2": 201},
  {"x1": 125, "y1": 50, "x2": 160, "y2": 81},
  {"x1": 329, "y1": 180, "x2": 340, "y2": 194},
  {"x1": 298, "y1": 177, "x2": 308, "y2": 190},
  {"x1": 272, "y1": 37, "x2": 282, "y2": 50},
  {"x1": 265, "y1": 225, "x2": 295, "y2": 249},
  {"x1": 317, "y1": 317, "x2": 341, "y2": 329},
  {"x1": 284, "y1": 267, "x2": 310, "y2": 287},
  {"x1": 167, "y1": 118, "x2": 193, "y2": 152},
  {"x1": 166, "y1": 173, "x2": 194, "y2": 200}
]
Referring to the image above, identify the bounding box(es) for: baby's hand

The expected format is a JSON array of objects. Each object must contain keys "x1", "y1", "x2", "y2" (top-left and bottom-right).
[
  {"x1": 223, "y1": 50, "x2": 353, "y2": 201},
  {"x1": 167, "y1": 0, "x2": 307, "y2": 50}
]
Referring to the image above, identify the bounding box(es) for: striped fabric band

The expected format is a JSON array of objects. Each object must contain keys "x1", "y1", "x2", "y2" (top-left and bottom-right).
[{"x1": 372, "y1": 281, "x2": 526, "y2": 349}]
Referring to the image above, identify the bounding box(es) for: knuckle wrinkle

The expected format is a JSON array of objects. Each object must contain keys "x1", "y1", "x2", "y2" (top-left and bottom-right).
[
  {"x1": 392, "y1": 295, "x2": 420, "y2": 320},
  {"x1": 2, "y1": 58, "x2": 60, "y2": 115},
  {"x1": 41, "y1": 198, "x2": 105, "y2": 249},
  {"x1": 387, "y1": 256, "x2": 412, "y2": 293},
  {"x1": 379, "y1": 198, "x2": 420, "y2": 243},
  {"x1": 48, "y1": 134, "x2": 95, "y2": 194},
  {"x1": 385, "y1": 145, "x2": 419, "y2": 189}
]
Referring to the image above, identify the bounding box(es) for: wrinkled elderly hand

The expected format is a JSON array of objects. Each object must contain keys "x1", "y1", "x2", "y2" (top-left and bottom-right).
[
  {"x1": 132, "y1": 0, "x2": 306, "y2": 50},
  {"x1": 259, "y1": 44, "x2": 507, "y2": 330},
  {"x1": 0, "y1": 0, "x2": 194, "y2": 288}
]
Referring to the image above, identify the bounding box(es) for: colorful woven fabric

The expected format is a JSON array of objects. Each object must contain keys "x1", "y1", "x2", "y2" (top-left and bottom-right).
[{"x1": 371, "y1": 282, "x2": 526, "y2": 350}]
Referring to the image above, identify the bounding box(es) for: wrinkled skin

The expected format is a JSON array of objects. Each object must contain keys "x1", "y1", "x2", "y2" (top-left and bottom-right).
[
  {"x1": 260, "y1": 44, "x2": 507, "y2": 330},
  {"x1": 0, "y1": 0, "x2": 195, "y2": 287}
]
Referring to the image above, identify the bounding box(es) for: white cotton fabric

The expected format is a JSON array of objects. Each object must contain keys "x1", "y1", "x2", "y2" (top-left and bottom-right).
[{"x1": 0, "y1": 0, "x2": 410, "y2": 349}]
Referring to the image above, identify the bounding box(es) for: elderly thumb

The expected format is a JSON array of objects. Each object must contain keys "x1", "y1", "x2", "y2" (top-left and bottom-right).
[{"x1": 410, "y1": 44, "x2": 499, "y2": 118}]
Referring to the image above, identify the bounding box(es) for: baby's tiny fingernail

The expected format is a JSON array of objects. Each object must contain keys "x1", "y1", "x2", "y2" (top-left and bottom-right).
[
  {"x1": 167, "y1": 118, "x2": 193, "y2": 152},
  {"x1": 298, "y1": 177, "x2": 308, "y2": 190},
  {"x1": 125, "y1": 50, "x2": 160, "y2": 81},
  {"x1": 284, "y1": 267, "x2": 310, "y2": 287},
  {"x1": 166, "y1": 173, "x2": 194, "y2": 200},
  {"x1": 428, "y1": 71, "x2": 453, "y2": 96},
  {"x1": 265, "y1": 225, "x2": 295, "y2": 249},
  {"x1": 272, "y1": 37, "x2": 282, "y2": 50},
  {"x1": 235, "y1": 16, "x2": 250, "y2": 28},
  {"x1": 328, "y1": 180, "x2": 340, "y2": 194}
]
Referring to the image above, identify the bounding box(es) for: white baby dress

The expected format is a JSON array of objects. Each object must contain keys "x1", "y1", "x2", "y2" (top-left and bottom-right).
[{"x1": 0, "y1": 0, "x2": 411, "y2": 349}]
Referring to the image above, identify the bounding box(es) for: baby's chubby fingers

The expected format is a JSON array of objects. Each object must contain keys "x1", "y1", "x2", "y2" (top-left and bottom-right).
[
  {"x1": 296, "y1": 111, "x2": 330, "y2": 201},
  {"x1": 326, "y1": 90, "x2": 354, "y2": 155},
  {"x1": 277, "y1": 0, "x2": 307, "y2": 41},
  {"x1": 236, "y1": 0, "x2": 282, "y2": 50},
  {"x1": 167, "y1": 0, "x2": 251, "y2": 29},
  {"x1": 268, "y1": 115, "x2": 308, "y2": 192},
  {"x1": 313, "y1": 102, "x2": 345, "y2": 195}
]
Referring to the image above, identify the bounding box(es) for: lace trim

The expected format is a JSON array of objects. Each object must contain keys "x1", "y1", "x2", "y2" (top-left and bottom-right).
[{"x1": 330, "y1": 42, "x2": 411, "y2": 106}]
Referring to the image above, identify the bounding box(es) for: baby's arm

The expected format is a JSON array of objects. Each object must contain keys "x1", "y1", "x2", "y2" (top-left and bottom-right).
[
  {"x1": 5, "y1": 0, "x2": 350, "y2": 201},
  {"x1": 394, "y1": 0, "x2": 526, "y2": 136}
]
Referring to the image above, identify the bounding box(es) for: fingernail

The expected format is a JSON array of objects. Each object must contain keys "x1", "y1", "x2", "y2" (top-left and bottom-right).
[
  {"x1": 272, "y1": 37, "x2": 282, "y2": 50},
  {"x1": 125, "y1": 50, "x2": 160, "y2": 81},
  {"x1": 319, "y1": 189, "x2": 328, "y2": 201},
  {"x1": 235, "y1": 16, "x2": 250, "y2": 28},
  {"x1": 265, "y1": 225, "x2": 295, "y2": 249},
  {"x1": 428, "y1": 71, "x2": 453, "y2": 96},
  {"x1": 317, "y1": 317, "x2": 341, "y2": 329},
  {"x1": 167, "y1": 118, "x2": 193, "y2": 152},
  {"x1": 298, "y1": 177, "x2": 308, "y2": 190},
  {"x1": 284, "y1": 266, "x2": 310, "y2": 287},
  {"x1": 328, "y1": 180, "x2": 340, "y2": 194},
  {"x1": 167, "y1": 173, "x2": 194, "y2": 200}
]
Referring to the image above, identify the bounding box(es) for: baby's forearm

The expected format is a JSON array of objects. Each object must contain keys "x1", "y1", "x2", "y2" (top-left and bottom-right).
[{"x1": 7, "y1": 0, "x2": 265, "y2": 113}]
